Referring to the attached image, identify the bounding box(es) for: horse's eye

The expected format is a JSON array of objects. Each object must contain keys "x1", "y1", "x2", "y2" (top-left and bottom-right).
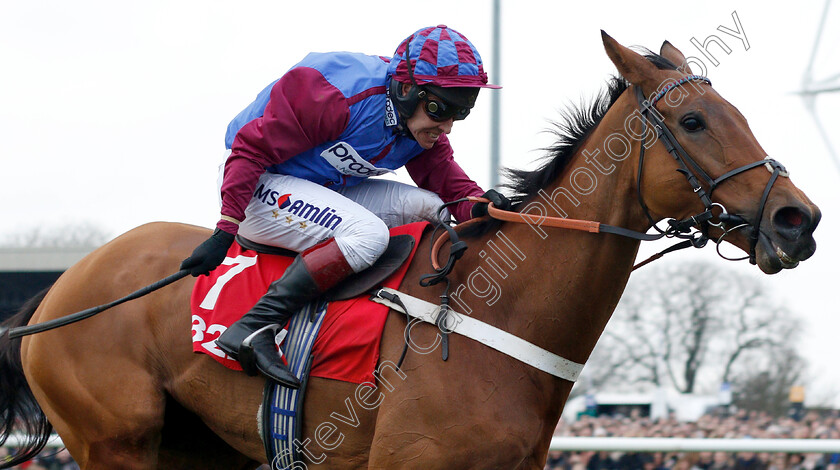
[{"x1": 681, "y1": 116, "x2": 705, "y2": 132}]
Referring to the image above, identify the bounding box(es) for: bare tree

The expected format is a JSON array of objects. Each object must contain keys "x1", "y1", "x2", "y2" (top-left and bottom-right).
[
  {"x1": 730, "y1": 345, "x2": 805, "y2": 417},
  {"x1": 580, "y1": 261, "x2": 804, "y2": 398},
  {"x1": 0, "y1": 222, "x2": 111, "y2": 249}
]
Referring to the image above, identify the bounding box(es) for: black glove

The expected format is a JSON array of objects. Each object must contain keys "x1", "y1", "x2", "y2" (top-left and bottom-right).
[
  {"x1": 180, "y1": 228, "x2": 235, "y2": 276},
  {"x1": 471, "y1": 189, "x2": 512, "y2": 218}
]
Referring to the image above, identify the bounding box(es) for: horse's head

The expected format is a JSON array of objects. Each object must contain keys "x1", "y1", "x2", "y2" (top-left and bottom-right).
[{"x1": 601, "y1": 32, "x2": 820, "y2": 274}]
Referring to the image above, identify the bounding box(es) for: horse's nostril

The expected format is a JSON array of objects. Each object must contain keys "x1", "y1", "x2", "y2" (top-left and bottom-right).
[
  {"x1": 773, "y1": 207, "x2": 809, "y2": 240},
  {"x1": 783, "y1": 208, "x2": 803, "y2": 227}
]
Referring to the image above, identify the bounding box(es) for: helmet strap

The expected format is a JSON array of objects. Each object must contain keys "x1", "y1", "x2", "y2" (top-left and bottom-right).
[
  {"x1": 387, "y1": 35, "x2": 422, "y2": 140},
  {"x1": 387, "y1": 81, "x2": 415, "y2": 140}
]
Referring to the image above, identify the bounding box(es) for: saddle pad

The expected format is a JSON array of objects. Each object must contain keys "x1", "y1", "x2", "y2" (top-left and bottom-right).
[{"x1": 190, "y1": 221, "x2": 428, "y2": 384}]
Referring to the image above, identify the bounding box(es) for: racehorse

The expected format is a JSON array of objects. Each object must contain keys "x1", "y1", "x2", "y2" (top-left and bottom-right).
[{"x1": 0, "y1": 33, "x2": 821, "y2": 469}]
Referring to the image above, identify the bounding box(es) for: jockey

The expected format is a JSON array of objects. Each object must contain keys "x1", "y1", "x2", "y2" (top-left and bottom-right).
[{"x1": 180, "y1": 25, "x2": 510, "y2": 388}]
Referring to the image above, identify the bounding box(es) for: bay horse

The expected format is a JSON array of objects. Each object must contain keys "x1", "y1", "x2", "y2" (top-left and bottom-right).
[{"x1": 0, "y1": 33, "x2": 820, "y2": 469}]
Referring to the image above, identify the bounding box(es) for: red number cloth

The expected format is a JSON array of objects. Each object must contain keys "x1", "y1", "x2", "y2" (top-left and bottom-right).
[{"x1": 191, "y1": 221, "x2": 428, "y2": 384}]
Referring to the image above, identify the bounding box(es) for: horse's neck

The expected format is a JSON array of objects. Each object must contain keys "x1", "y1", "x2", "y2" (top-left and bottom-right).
[{"x1": 461, "y1": 94, "x2": 648, "y2": 366}]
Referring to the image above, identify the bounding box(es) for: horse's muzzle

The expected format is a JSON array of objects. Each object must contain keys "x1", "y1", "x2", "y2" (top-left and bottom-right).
[{"x1": 756, "y1": 203, "x2": 821, "y2": 274}]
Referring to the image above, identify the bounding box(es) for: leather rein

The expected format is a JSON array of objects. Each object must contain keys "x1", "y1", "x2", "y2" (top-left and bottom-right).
[{"x1": 428, "y1": 75, "x2": 789, "y2": 275}]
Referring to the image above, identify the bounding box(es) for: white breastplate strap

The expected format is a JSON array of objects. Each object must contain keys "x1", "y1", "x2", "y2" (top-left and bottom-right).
[{"x1": 370, "y1": 287, "x2": 584, "y2": 382}]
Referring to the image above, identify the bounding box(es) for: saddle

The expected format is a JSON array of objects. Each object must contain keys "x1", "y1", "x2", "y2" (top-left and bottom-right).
[{"x1": 235, "y1": 233, "x2": 416, "y2": 302}]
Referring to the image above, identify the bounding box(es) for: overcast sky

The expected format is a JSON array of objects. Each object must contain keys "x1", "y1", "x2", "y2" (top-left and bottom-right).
[{"x1": 2, "y1": 1, "x2": 838, "y2": 404}]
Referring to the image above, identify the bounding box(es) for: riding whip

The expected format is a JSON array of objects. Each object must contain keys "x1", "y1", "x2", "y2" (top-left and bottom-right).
[{"x1": 7, "y1": 269, "x2": 190, "y2": 339}]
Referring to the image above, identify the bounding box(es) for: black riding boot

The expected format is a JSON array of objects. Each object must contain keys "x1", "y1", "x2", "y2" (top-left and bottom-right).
[
  {"x1": 216, "y1": 256, "x2": 319, "y2": 388},
  {"x1": 216, "y1": 238, "x2": 355, "y2": 388}
]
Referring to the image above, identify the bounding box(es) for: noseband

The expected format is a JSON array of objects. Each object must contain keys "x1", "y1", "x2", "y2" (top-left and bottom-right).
[{"x1": 634, "y1": 75, "x2": 789, "y2": 264}]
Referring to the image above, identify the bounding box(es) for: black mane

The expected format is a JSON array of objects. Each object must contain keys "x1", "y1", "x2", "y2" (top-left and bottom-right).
[
  {"x1": 460, "y1": 50, "x2": 677, "y2": 238},
  {"x1": 501, "y1": 75, "x2": 628, "y2": 207}
]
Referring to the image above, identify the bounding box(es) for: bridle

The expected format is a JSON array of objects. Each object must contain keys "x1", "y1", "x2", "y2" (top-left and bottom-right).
[
  {"x1": 411, "y1": 74, "x2": 792, "y2": 365},
  {"x1": 426, "y1": 74, "x2": 790, "y2": 279},
  {"x1": 634, "y1": 75, "x2": 789, "y2": 265}
]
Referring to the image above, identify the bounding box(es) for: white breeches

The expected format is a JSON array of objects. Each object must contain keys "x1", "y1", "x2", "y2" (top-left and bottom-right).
[{"x1": 223, "y1": 172, "x2": 448, "y2": 273}]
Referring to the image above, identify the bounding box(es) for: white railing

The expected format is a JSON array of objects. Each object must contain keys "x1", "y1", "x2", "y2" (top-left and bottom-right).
[
  {"x1": 550, "y1": 437, "x2": 840, "y2": 453},
  {"x1": 6, "y1": 435, "x2": 840, "y2": 455},
  {"x1": 2, "y1": 434, "x2": 64, "y2": 449}
]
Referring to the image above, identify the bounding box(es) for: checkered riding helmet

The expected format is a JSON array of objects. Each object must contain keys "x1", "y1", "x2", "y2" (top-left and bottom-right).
[{"x1": 387, "y1": 25, "x2": 500, "y2": 122}]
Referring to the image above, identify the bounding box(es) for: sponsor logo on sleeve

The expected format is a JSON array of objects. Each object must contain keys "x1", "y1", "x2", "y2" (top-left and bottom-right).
[
  {"x1": 385, "y1": 97, "x2": 398, "y2": 127},
  {"x1": 320, "y1": 142, "x2": 394, "y2": 178}
]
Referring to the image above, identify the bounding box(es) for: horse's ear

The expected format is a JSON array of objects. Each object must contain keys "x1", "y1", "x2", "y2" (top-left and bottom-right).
[
  {"x1": 601, "y1": 31, "x2": 659, "y2": 88},
  {"x1": 660, "y1": 40, "x2": 693, "y2": 74}
]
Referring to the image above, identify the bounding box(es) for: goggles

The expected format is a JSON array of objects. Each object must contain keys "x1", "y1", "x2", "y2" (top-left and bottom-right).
[{"x1": 418, "y1": 90, "x2": 471, "y2": 122}]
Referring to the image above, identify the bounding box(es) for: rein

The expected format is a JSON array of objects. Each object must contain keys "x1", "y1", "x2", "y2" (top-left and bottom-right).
[
  {"x1": 429, "y1": 75, "x2": 789, "y2": 274},
  {"x1": 428, "y1": 198, "x2": 676, "y2": 273}
]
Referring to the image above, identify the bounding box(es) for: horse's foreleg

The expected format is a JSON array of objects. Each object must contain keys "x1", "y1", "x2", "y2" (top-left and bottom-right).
[
  {"x1": 366, "y1": 315, "x2": 553, "y2": 470},
  {"x1": 297, "y1": 377, "x2": 379, "y2": 469}
]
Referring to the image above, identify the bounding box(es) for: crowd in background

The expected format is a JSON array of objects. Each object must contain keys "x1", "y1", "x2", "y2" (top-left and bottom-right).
[
  {"x1": 545, "y1": 409, "x2": 840, "y2": 470},
  {"x1": 0, "y1": 447, "x2": 77, "y2": 470},
  {"x1": 3, "y1": 409, "x2": 839, "y2": 469}
]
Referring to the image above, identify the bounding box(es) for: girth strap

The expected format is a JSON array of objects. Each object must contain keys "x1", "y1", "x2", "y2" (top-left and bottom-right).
[{"x1": 370, "y1": 287, "x2": 584, "y2": 382}]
